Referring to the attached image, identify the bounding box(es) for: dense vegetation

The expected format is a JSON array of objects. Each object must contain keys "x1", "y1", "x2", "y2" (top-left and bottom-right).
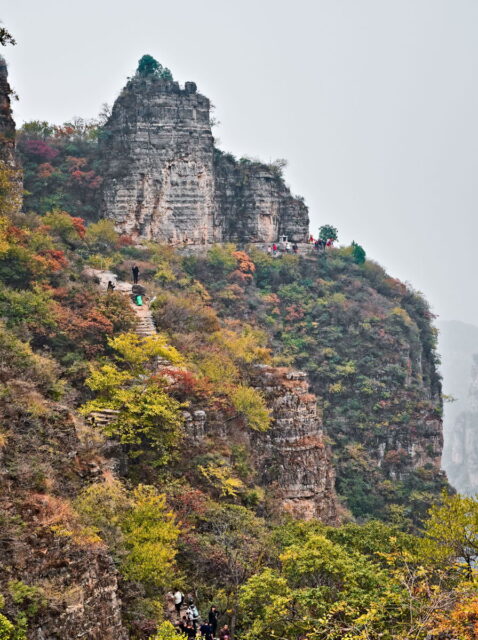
[{"x1": 0, "y1": 53, "x2": 470, "y2": 639}]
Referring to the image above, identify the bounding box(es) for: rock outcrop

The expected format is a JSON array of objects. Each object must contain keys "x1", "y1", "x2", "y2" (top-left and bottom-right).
[
  {"x1": 0, "y1": 55, "x2": 22, "y2": 210},
  {"x1": 0, "y1": 402, "x2": 129, "y2": 639},
  {"x1": 250, "y1": 366, "x2": 338, "y2": 522},
  {"x1": 0, "y1": 56, "x2": 16, "y2": 165},
  {"x1": 445, "y1": 355, "x2": 478, "y2": 494},
  {"x1": 100, "y1": 71, "x2": 309, "y2": 245},
  {"x1": 183, "y1": 365, "x2": 339, "y2": 523}
]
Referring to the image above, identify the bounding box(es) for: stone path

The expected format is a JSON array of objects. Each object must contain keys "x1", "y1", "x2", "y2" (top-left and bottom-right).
[
  {"x1": 84, "y1": 268, "x2": 158, "y2": 427},
  {"x1": 134, "y1": 303, "x2": 157, "y2": 337}
]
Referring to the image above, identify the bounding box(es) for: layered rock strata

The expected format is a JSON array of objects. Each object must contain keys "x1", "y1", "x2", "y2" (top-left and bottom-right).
[
  {"x1": 0, "y1": 56, "x2": 16, "y2": 165},
  {"x1": 100, "y1": 72, "x2": 309, "y2": 244},
  {"x1": 183, "y1": 365, "x2": 338, "y2": 523},
  {"x1": 0, "y1": 55, "x2": 22, "y2": 209},
  {"x1": 0, "y1": 403, "x2": 129, "y2": 639},
  {"x1": 250, "y1": 366, "x2": 338, "y2": 522}
]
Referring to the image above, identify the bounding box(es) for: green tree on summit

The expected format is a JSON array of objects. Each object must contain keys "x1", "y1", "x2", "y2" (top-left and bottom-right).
[
  {"x1": 351, "y1": 240, "x2": 366, "y2": 264},
  {"x1": 319, "y1": 224, "x2": 338, "y2": 243},
  {"x1": 137, "y1": 54, "x2": 162, "y2": 76}
]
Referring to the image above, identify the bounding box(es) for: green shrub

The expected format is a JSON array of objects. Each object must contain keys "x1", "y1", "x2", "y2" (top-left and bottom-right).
[{"x1": 231, "y1": 385, "x2": 271, "y2": 431}]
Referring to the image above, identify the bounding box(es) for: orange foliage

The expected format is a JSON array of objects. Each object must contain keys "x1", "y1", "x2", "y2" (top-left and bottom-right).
[
  {"x1": 117, "y1": 234, "x2": 135, "y2": 247},
  {"x1": 71, "y1": 216, "x2": 86, "y2": 238},
  {"x1": 29, "y1": 493, "x2": 76, "y2": 526},
  {"x1": 285, "y1": 304, "x2": 304, "y2": 321},
  {"x1": 430, "y1": 594, "x2": 478, "y2": 640},
  {"x1": 66, "y1": 156, "x2": 88, "y2": 171},
  {"x1": 167, "y1": 488, "x2": 209, "y2": 524},
  {"x1": 233, "y1": 250, "x2": 255, "y2": 274},
  {"x1": 229, "y1": 269, "x2": 253, "y2": 285},
  {"x1": 42, "y1": 249, "x2": 68, "y2": 271},
  {"x1": 155, "y1": 367, "x2": 214, "y2": 402},
  {"x1": 66, "y1": 156, "x2": 103, "y2": 189},
  {"x1": 37, "y1": 162, "x2": 55, "y2": 178},
  {"x1": 51, "y1": 289, "x2": 117, "y2": 355}
]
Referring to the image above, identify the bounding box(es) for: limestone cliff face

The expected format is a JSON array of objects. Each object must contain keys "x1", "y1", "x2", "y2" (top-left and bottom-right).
[
  {"x1": 250, "y1": 366, "x2": 338, "y2": 522},
  {"x1": 183, "y1": 365, "x2": 338, "y2": 523},
  {"x1": 0, "y1": 56, "x2": 16, "y2": 165},
  {"x1": 100, "y1": 72, "x2": 309, "y2": 244},
  {"x1": 214, "y1": 154, "x2": 309, "y2": 243},
  {"x1": 0, "y1": 55, "x2": 21, "y2": 208},
  {"x1": 0, "y1": 399, "x2": 129, "y2": 638},
  {"x1": 445, "y1": 355, "x2": 478, "y2": 494}
]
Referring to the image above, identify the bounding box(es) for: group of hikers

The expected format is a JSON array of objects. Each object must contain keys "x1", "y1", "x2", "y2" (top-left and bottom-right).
[
  {"x1": 266, "y1": 235, "x2": 334, "y2": 257},
  {"x1": 171, "y1": 590, "x2": 230, "y2": 640},
  {"x1": 267, "y1": 241, "x2": 299, "y2": 256},
  {"x1": 106, "y1": 264, "x2": 142, "y2": 303},
  {"x1": 309, "y1": 235, "x2": 334, "y2": 250}
]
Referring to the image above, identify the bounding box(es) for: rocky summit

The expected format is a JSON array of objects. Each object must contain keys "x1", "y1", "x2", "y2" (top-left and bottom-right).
[{"x1": 100, "y1": 71, "x2": 309, "y2": 245}]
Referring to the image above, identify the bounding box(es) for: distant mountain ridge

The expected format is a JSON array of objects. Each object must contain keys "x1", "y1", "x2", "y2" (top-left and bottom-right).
[{"x1": 439, "y1": 319, "x2": 478, "y2": 493}]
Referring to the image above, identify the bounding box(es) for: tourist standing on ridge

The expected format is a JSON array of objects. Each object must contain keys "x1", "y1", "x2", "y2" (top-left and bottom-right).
[
  {"x1": 132, "y1": 264, "x2": 140, "y2": 284},
  {"x1": 208, "y1": 606, "x2": 219, "y2": 637},
  {"x1": 107, "y1": 280, "x2": 115, "y2": 292},
  {"x1": 292, "y1": 243, "x2": 298, "y2": 254}
]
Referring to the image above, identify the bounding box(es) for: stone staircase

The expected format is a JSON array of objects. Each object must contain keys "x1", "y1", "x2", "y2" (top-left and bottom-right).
[
  {"x1": 134, "y1": 307, "x2": 157, "y2": 337},
  {"x1": 84, "y1": 272, "x2": 160, "y2": 428}
]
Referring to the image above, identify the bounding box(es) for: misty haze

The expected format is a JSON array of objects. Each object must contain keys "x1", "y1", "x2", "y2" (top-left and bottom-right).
[{"x1": 0, "y1": 2, "x2": 477, "y2": 639}]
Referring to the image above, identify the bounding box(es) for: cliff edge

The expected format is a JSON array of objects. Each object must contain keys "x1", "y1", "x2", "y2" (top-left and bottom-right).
[{"x1": 99, "y1": 65, "x2": 309, "y2": 245}]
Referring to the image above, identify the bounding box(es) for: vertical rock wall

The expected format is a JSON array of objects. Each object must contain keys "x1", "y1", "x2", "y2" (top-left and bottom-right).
[
  {"x1": 183, "y1": 364, "x2": 339, "y2": 523},
  {"x1": 100, "y1": 71, "x2": 309, "y2": 244},
  {"x1": 214, "y1": 154, "x2": 309, "y2": 243},
  {"x1": 446, "y1": 355, "x2": 478, "y2": 494},
  {"x1": 0, "y1": 404, "x2": 129, "y2": 639},
  {"x1": 100, "y1": 77, "x2": 216, "y2": 244},
  {"x1": 0, "y1": 55, "x2": 16, "y2": 165},
  {"x1": 0, "y1": 55, "x2": 22, "y2": 209},
  {"x1": 250, "y1": 366, "x2": 338, "y2": 522}
]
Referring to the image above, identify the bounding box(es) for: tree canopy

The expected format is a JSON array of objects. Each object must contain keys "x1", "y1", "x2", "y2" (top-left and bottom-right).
[
  {"x1": 319, "y1": 224, "x2": 338, "y2": 242},
  {"x1": 137, "y1": 54, "x2": 162, "y2": 76}
]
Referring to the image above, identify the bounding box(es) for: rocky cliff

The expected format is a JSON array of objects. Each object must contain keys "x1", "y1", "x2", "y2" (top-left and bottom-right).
[
  {"x1": 438, "y1": 319, "x2": 478, "y2": 493},
  {"x1": 182, "y1": 364, "x2": 338, "y2": 523},
  {"x1": 0, "y1": 56, "x2": 16, "y2": 166},
  {"x1": 445, "y1": 355, "x2": 478, "y2": 494},
  {"x1": 0, "y1": 58, "x2": 129, "y2": 640},
  {"x1": 250, "y1": 366, "x2": 338, "y2": 522},
  {"x1": 0, "y1": 400, "x2": 129, "y2": 640},
  {"x1": 0, "y1": 55, "x2": 21, "y2": 212},
  {"x1": 180, "y1": 246, "x2": 450, "y2": 522},
  {"x1": 99, "y1": 69, "x2": 309, "y2": 244}
]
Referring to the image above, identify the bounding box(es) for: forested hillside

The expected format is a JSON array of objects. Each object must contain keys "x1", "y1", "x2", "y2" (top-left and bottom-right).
[{"x1": 1, "y1": 46, "x2": 477, "y2": 640}]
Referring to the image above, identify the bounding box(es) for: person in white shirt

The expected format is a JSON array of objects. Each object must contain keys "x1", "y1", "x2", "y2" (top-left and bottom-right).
[{"x1": 173, "y1": 589, "x2": 184, "y2": 617}]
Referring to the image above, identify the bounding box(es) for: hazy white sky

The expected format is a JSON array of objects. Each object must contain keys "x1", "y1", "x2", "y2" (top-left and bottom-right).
[{"x1": 3, "y1": 0, "x2": 478, "y2": 325}]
